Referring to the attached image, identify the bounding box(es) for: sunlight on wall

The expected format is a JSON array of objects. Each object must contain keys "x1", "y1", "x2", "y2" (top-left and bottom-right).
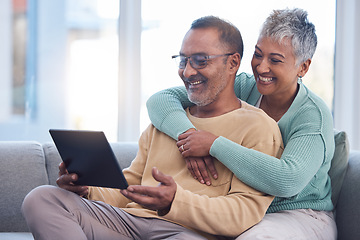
[
  {"x1": 68, "y1": 34, "x2": 118, "y2": 141},
  {"x1": 66, "y1": 0, "x2": 119, "y2": 141}
]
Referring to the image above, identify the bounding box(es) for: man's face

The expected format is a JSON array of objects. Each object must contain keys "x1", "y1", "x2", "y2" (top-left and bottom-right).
[{"x1": 178, "y1": 28, "x2": 232, "y2": 107}]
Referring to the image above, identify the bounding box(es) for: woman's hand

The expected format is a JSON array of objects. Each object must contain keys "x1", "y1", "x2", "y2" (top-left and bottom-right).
[
  {"x1": 177, "y1": 129, "x2": 219, "y2": 185},
  {"x1": 177, "y1": 130, "x2": 218, "y2": 158},
  {"x1": 185, "y1": 156, "x2": 218, "y2": 185}
]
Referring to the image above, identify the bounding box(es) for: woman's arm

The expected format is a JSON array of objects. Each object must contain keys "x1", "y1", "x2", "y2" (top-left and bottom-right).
[
  {"x1": 146, "y1": 86, "x2": 195, "y2": 140},
  {"x1": 146, "y1": 72, "x2": 257, "y2": 140},
  {"x1": 210, "y1": 133, "x2": 325, "y2": 197}
]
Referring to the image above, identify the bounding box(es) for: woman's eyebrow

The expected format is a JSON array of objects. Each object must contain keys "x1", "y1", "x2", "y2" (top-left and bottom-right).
[
  {"x1": 270, "y1": 53, "x2": 285, "y2": 59},
  {"x1": 255, "y1": 45, "x2": 285, "y2": 59},
  {"x1": 255, "y1": 45, "x2": 262, "y2": 53}
]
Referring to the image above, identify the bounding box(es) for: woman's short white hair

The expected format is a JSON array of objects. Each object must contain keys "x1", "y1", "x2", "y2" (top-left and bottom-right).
[{"x1": 259, "y1": 8, "x2": 317, "y2": 66}]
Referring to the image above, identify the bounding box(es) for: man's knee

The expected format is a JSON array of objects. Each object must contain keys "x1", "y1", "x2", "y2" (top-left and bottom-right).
[
  {"x1": 23, "y1": 185, "x2": 53, "y2": 209},
  {"x1": 22, "y1": 185, "x2": 68, "y2": 219}
]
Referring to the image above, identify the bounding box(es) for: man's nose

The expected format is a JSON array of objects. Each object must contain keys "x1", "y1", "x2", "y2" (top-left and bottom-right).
[{"x1": 182, "y1": 60, "x2": 198, "y2": 78}]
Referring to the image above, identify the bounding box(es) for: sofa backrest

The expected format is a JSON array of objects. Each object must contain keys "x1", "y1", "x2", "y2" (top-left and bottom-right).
[{"x1": 0, "y1": 141, "x2": 138, "y2": 233}]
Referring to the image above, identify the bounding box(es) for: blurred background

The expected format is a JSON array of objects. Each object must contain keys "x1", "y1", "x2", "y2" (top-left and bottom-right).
[{"x1": 0, "y1": 0, "x2": 358, "y2": 149}]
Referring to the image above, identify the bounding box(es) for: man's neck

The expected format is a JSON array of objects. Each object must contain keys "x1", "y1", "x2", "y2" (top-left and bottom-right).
[{"x1": 189, "y1": 96, "x2": 241, "y2": 118}]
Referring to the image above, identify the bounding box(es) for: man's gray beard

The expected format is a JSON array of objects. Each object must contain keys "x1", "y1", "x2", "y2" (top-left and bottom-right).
[{"x1": 188, "y1": 92, "x2": 213, "y2": 107}]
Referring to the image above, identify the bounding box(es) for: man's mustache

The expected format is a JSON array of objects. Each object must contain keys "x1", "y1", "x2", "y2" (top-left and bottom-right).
[{"x1": 183, "y1": 74, "x2": 207, "y2": 83}]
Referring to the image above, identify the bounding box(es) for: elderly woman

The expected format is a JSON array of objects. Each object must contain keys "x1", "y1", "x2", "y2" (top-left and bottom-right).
[{"x1": 146, "y1": 8, "x2": 336, "y2": 239}]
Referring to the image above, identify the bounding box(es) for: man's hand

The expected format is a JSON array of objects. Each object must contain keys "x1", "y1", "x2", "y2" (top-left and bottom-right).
[
  {"x1": 185, "y1": 156, "x2": 218, "y2": 186},
  {"x1": 56, "y1": 162, "x2": 88, "y2": 197},
  {"x1": 120, "y1": 167, "x2": 176, "y2": 215}
]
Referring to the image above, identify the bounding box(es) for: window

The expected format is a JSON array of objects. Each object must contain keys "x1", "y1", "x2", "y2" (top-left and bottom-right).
[
  {"x1": 0, "y1": 0, "x2": 337, "y2": 143},
  {"x1": 0, "y1": 0, "x2": 120, "y2": 142}
]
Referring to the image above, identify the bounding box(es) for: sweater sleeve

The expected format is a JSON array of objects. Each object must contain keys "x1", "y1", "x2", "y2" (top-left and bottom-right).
[
  {"x1": 163, "y1": 176, "x2": 274, "y2": 237},
  {"x1": 146, "y1": 73, "x2": 256, "y2": 139},
  {"x1": 210, "y1": 133, "x2": 325, "y2": 197},
  {"x1": 88, "y1": 126, "x2": 152, "y2": 206},
  {"x1": 162, "y1": 113, "x2": 281, "y2": 237},
  {"x1": 146, "y1": 86, "x2": 195, "y2": 140}
]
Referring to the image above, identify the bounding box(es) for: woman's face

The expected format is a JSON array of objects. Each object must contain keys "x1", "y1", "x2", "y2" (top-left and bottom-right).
[{"x1": 251, "y1": 37, "x2": 303, "y2": 100}]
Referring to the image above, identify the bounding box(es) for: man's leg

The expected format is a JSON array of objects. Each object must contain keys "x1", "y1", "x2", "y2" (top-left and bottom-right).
[
  {"x1": 22, "y1": 185, "x2": 207, "y2": 240},
  {"x1": 22, "y1": 185, "x2": 137, "y2": 240},
  {"x1": 235, "y1": 209, "x2": 337, "y2": 240},
  {"x1": 143, "y1": 218, "x2": 207, "y2": 240}
]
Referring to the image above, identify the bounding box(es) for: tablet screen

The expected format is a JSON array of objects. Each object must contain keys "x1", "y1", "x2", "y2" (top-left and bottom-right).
[{"x1": 49, "y1": 129, "x2": 128, "y2": 189}]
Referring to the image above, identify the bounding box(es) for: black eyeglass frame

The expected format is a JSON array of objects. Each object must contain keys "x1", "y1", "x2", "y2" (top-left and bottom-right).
[{"x1": 171, "y1": 53, "x2": 236, "y2": 69}]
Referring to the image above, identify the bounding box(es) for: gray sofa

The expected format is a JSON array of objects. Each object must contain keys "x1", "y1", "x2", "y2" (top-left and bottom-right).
[{"x1": 0, "y1": 140, "x2": 359, "y2": 240}]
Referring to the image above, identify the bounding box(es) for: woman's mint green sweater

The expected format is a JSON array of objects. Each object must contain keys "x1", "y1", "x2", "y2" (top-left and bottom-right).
[{"x1": 146, "y1": 72, "x2": 335, "y2": 213}]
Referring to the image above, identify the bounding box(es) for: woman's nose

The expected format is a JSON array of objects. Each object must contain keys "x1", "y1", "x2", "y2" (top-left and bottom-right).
[{"x1": 257, "y1": 59, "x2": 270, "y2": 73}]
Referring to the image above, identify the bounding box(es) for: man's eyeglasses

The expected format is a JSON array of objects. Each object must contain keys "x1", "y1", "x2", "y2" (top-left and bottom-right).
[{"x1": 172, "y1": 53, "x2": 235, "y2": 69}]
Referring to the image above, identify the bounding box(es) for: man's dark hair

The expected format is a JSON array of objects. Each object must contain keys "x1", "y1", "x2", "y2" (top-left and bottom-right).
[{"x1": 191, "y1": 16, "x2": 244, "y2": 59}]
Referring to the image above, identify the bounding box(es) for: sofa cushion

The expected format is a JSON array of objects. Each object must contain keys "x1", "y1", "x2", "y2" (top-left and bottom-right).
[
  {"x1": 0, "y1": 142, "x2": 48, "y2": 232},
  {"x1": 328, "y1": 130, "x2": 349, "y2": 207}
]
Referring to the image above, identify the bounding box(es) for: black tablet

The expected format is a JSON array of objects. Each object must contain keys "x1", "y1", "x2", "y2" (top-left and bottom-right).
[{"x1": 49, "y1": 129, "x2": 128, "y2": 189}]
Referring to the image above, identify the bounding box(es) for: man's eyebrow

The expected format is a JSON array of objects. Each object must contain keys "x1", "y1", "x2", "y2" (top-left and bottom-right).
[{"x1": 179, "y1": 52, "x2": 208, "y2": 56}]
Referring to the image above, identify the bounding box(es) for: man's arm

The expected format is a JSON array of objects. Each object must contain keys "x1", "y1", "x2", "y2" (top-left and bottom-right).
[
  {"x1": 123, "y1": 168, "x2": 273, "y2": 237},
  {"x1": 88, "y1": 125, "x2": 153, "y2": 207},
  {"x1": 165, "y1": 176, "x2": 274, "y2": 237},
  {"x1": 120, "y1": 167, "x2": 177, "y2": 215}
]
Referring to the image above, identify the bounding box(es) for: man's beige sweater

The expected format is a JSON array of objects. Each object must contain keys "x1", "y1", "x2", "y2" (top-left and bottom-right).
[{"x1": 88, "y1": 101, "x2": 283, "y2": 239}]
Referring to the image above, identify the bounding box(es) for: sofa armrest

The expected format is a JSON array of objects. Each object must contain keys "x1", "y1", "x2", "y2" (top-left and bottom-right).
[
  {"x1": 0, "y1": 141, "x2": 49, "y2": 232},
  {"x1": 336, "y1": 150, "x2": 360, "y2": 240}
]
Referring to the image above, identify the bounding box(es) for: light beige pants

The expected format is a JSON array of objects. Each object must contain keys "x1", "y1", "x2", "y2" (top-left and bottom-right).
[
  {"x1": 236, "y1": 208, "x2": 337, "y2": 240},
  {"x1": 22, "y1": 185, "x2": 206, "y2": 240}
]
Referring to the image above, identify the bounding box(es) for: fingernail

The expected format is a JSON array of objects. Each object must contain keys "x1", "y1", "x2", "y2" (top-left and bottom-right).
[
  {"x1": 206, "y1": 181, "x2": 211, "y2": 186},
  {"x1": 200, "y1": 180, "x2": 205, "y2": 184},
  {"x1": 214, "y1": 174, "x2": 218, "y2": 179}
]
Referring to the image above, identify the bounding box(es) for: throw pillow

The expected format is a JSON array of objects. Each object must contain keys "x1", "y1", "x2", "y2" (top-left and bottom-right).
[{"x1": 328, "y1": 130, "x2": 349, "y2": 207}]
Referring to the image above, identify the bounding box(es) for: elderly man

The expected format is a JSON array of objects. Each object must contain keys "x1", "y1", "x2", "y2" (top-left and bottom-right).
[{"x1": 22, "y1": 16, "x2": 283, "y2": 240}]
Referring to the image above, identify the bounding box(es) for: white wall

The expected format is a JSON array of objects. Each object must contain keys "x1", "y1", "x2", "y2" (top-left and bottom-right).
[{"x1": 334, "y1": 0, "x2": 360, "y2": 150}]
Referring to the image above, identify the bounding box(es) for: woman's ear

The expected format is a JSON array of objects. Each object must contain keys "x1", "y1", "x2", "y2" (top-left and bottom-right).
[{"x1": 298, "y1": 59, "x2": 311, "y2": 78}]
